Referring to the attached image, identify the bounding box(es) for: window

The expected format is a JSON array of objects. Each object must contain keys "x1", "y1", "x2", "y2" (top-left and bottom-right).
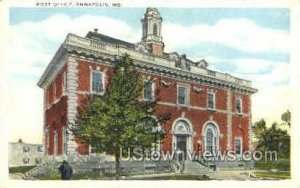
[
  {"x1": 35, "y1": 158, "x2": 42, "y2": 164},
  {"x1": 207, "y1": 93, "x2": 215, "y2": 110},
  {"x1": 62, "y1": 72, "x2": 67, "y2": 95},
  {"x1": 91, "y1": 71, "x2": 104, "y2": 94},
  {"x1": 204, "y1": 124, "x2": 219, "y2": 155},
  {"x1": 23, "y1": 158, "x2": 30, "y2": 164},
  {"x1": 90, "y1": 146, "x2": 98, "y2": 154},
  {"x1": 143, "y1": 80, "x2": 154, "y2": 101},
  {"x1": 37, "y1": 146, "x2": 43, "y2": 152},
  {"x1": 63, "y1": 127, "x2": 68, "y2": 155},
  {"x1": 23, "y1": 146, "x2": 30, "y2": 153},
  {"x1": 177, "y1": 86, "x2": 187, "y2": 105},
  {"x1": 153, "y1": 24, "x2": 158, "y2": 36},
  {"x1": 235, "y1": 138, "x2": 242, "y2": 155},
  {"x1": 54, "y1": 131, "x2": 58, "y2": 155},
  {"x1": 206, "y1": 128, "x2": 214, "y2": 153},
  {"x1": 53, "y1": 83, "x2": 56, "y2": 99},
  {"x1": 236, "y1": 98, "x2": 242, "y2": 114},
  {"x1": 90, "y1": 142, "x2": 101, "y2": 154}
]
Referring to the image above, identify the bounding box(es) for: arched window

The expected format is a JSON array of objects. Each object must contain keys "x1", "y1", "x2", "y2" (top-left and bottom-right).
[
  {"x1": 206, "y1": 128, "x2": 214, "y2": 153},
  {"x1": 153, "y1": 24, "x2": 158, "y2": 36},
  {"x1": 203, "y1": 122, "x2": 219, "y2": 154}
]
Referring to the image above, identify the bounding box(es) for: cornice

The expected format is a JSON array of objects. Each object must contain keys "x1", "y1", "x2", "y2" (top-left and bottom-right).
[
  {"x1": 66, "y1": 45, "x2": 257, "y2": 94},
  {"x1": 37, "y1": 45, "x2": 68, "y2": 89},
  {"x1": 38, "y1": 33, "x2": 258, "y2": 94}
]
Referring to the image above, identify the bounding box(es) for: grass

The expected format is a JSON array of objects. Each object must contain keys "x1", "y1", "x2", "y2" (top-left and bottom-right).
[
  {"x1": 36, "y1": 172, "x2": 117, "y2": 180},
  {"x1": 254, "y1": 159, "x2": 290, "y2": 171},
  {"x1": 36, "y1": 172, "x2": 61, "y2": 180},
  {"x1": 129, "y1": 175, "x2": 211, "y2": 180},
  {"x1": 35, "y1": 172, "x2": 211, "y2": 180},
  {"x1": 254, "y1": 171, "x2": 290, "y2": 179},
  {"x1": 9, "y1": 166, "x2": 36, "y2": 174}
]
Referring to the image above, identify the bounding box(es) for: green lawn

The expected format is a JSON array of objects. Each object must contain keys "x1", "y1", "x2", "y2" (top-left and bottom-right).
[
  {"x1": 254, "y1": 159, "x2": 290, "y2": 171},
  {"x1": 254, "y1": 171, "x2": 290, "y2": 179},
  {"x1": 36, "y1": 172, "x2": 117, "y2": 180},
  {"x1": 9, "y1": 166, "x2": 36, "y2": 174},
  {"x1": 128, "y1": 175, "x2": 211, "y2": 180}
]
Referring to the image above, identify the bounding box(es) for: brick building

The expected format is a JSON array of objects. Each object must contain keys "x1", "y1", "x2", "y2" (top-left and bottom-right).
[{"x1": 38, "y1": 8, "x2": 257, "y2": 158}]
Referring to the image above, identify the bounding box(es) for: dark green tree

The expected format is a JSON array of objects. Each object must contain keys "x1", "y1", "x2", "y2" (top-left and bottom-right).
[
  {"x1": 70, "y1": 54, "x2": 166, "y2": 179},
  {"x1": 281, "y1": 109, "x2": 291, "y2": 127},
  {"x1": 252, "y1": 112, "x2": 290, "y2": 159}
]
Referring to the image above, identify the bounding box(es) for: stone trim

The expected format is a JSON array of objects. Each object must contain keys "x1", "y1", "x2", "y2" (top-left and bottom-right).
[
  {"x1": 66, "y1": 57, "x2": 78, "y2": 155},
  {"x1": 226, "y1": 89, "x2": 233, "y2": 150}
]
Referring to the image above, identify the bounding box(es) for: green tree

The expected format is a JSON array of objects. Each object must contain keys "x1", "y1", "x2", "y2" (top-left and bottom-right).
[
  {"x1": 281, "y1": 109, "x2": 291, "y2": 127},
  {"x1": 252, "y1": 119, "x2": 267, "y2": 141},
  {"x1": 252, "y1": 112, "x2": 290, "y2": 159},
  {"x1": 71, "y1": 54, "x2": 166, "y2": 179}
]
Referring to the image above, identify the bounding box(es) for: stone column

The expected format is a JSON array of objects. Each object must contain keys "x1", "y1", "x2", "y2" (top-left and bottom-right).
[
  {"x1": 66, "y1": 57, "x2": 78, "y2": 155},
  {"x1": 226, "y1": 89, "x2": 233, "y2": 150}
]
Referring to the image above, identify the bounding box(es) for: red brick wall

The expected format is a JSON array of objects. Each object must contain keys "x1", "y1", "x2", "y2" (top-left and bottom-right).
[
  {"x1": 150, "y1": 43, "x2": 164, "y2": 56},
  {"x1": 45, "y1": 64, "x2": 67, "y2": 109},
  {"x1": 44, "y1": 59, "x2": 252, "y2": 155},
  {"x1": 45, "y1": 96, "x2": 68, "y2": 155},
  {"x1": 44, "y1": 64, "x2": 68, "y2": 155}
]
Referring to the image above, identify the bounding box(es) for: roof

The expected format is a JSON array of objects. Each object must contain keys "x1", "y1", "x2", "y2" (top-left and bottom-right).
[{"x1": 86, "y1": 31, "x2": 135, "y2": 49}]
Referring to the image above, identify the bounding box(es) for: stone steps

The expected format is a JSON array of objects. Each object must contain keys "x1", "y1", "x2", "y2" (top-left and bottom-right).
[{"x1": 183, "y1": 160, "x2": 213, "y2": 175}]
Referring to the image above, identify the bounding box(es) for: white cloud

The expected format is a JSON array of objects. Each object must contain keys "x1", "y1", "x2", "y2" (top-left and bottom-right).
[
  {"x1": 207, "y1": 56, "x2": 290, "y2": 125},
  {"x1": 163, "y1": 18, "x2": 290, "y2": 54},
  {"x1": 9, "y1": 14, "x2": 140, "y2": 79},
  {"x1": 8, "y1": 14, "x2": 140, "y2": 143}
]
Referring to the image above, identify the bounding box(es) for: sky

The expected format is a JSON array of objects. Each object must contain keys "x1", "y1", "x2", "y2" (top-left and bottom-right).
[{"x1": 7, "y1": 8, "x2": 290, "y2": 144}]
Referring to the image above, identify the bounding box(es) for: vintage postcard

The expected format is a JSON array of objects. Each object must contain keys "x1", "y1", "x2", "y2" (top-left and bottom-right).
[{"x1": 1, "y1": 0, "x2": 299, "y2": 188}]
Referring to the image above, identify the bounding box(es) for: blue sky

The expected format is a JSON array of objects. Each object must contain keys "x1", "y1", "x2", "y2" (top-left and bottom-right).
[
  {"x1": 10, "y1": 8, "x2": 290, "y2": 30},
  {"x1": 8, "y1": 8, "x2": 290, "y2": 143}
]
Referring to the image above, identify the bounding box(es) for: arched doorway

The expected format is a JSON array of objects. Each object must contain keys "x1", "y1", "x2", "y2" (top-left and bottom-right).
[
  {"x1": 172, "y1": 118, "x2": 193, "y2": 160},
  {"x1": 202, "y1": 122, "x2": 220, "y2": 155}
]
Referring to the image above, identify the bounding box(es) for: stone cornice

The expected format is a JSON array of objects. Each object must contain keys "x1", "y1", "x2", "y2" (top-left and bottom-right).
[
  {"x1": 38, "y1": 33, "x2": 258, "y2": 94},
  {"x1": 37, "y1": 45, "x2": 68, "y2": 89},
  {"x1": 65, "y1": 43, "x2": 257, "y2": 94}
]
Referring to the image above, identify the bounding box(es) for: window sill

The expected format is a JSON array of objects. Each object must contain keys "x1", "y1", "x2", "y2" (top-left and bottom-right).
[
  {"x1": 177, "y1": 103, "x2": 189, "y2": 107},
  {"x1": 207, "y1": 108, "x2": 216, "y2": 112},
  {"x1": 143, "y1": 98, "x2": 155, "y2": 102},
  {"x1": 91, "y1": 92, "x2": 105, "y2": 96}
]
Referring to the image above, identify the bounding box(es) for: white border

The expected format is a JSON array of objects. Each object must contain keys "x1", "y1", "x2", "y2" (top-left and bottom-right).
[{"x1": 1, "y1": 1, "x2": 299, "y2": 188}]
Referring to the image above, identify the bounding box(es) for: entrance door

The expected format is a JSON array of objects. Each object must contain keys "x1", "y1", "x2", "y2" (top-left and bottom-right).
[{"x1": 176, "y1": 135, "x2": 187, "y2": 160}]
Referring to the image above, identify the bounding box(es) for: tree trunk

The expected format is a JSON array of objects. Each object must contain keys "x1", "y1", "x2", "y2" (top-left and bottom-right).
[{"x1": 115, "y1": 150, "x2": 121, "y2": 180}]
